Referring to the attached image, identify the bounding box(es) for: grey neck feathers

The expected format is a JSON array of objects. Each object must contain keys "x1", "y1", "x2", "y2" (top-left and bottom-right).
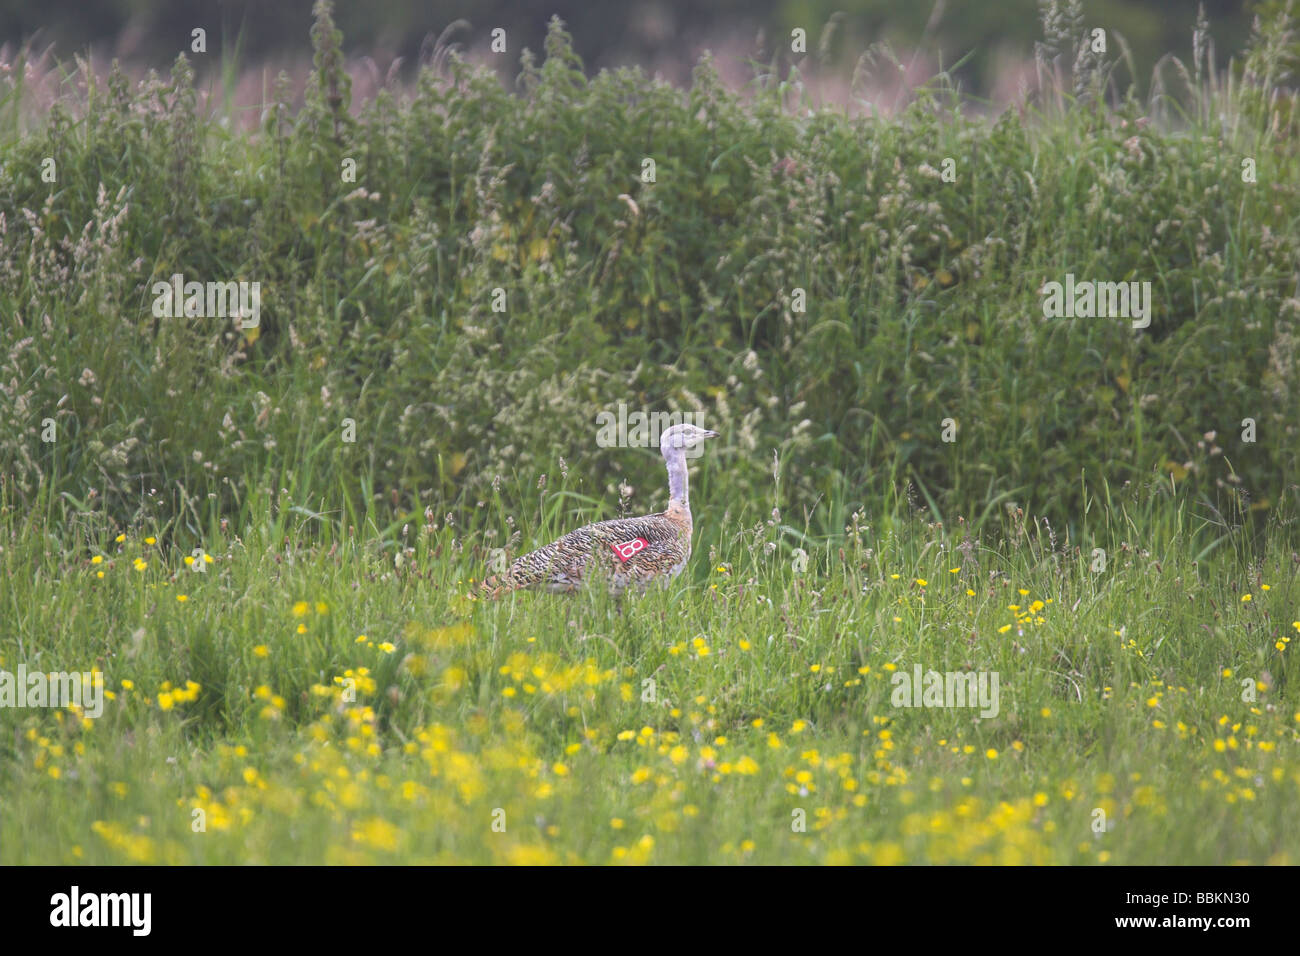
[{"x1": 664, "y1": 447, "x2": 689, "y2": 509}]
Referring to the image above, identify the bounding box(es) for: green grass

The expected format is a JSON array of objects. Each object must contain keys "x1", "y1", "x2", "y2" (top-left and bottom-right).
[{"x1": 2, "y1": 485, "x2": 1297, "y2": 864}]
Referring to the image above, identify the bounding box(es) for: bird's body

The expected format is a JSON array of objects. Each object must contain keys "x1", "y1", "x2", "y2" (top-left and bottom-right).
[{"x1": 482, "y1": 423, "x2": 717, "y2": 597}]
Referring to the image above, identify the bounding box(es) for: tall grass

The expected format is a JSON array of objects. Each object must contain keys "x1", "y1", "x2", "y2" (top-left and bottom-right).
[{"x1": 0, "y1": 2, "x2": 1297, "y2": 554}]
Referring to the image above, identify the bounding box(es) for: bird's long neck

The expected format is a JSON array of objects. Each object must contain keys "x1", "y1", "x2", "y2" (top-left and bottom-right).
[{"x1": 665, "y1": 447, "x2": 690, "y2": 511}]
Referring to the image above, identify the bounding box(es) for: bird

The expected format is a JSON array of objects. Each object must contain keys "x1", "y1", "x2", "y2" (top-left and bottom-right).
[{"x1": 480, "y1": 422, "x2": 719, "y2": 597}]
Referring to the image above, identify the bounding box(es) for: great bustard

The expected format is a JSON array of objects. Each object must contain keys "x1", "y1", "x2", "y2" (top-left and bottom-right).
[{"x1": 481, "y1": 423, "x2": 719, "y2": 596}]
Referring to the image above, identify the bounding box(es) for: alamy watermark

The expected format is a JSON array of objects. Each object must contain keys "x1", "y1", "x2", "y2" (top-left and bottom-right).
[
  {"x1": 151, "y1": 273, "x2": 260, "y2": 329},
  {"x1": 0, "y1": 666, "x2": 104, "y2": 718},
  {"x1": 891, "y1": 665, "x2": 1000, "y2": 718},
  {"x1": 50, "y1": 886, "x2": 150, "y2": 936},
  {"x1": 595, "y1": 404, "x2": 708, "y2": 458},
  {"x1": 1041, "y1": 274, "x2": 1151, "y2": 329}
]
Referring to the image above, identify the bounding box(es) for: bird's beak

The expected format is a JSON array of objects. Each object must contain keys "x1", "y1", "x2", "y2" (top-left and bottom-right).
[{"x1": 704, "y1": 430, "x2": 719, "y2": 439}]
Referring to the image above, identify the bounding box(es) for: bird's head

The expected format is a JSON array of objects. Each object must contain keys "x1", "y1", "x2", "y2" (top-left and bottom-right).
[{"x1": 660, "y1": 423, "x2": 719, "y2": 459}]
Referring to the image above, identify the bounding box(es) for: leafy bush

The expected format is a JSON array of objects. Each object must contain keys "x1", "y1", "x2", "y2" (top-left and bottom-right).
[{"x1": 1, "y1": 1, "x2": 1297, "y2": 547}]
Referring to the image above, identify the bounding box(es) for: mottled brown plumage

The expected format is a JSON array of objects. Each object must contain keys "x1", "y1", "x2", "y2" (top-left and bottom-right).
[{"x1": 482, "y1": 423, "x2": 717, "y2": 596}]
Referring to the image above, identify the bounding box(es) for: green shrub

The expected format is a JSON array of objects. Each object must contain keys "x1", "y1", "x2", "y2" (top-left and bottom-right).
[{"x1": 1, "y1": 1, "x2": 1297, "y2": 550}]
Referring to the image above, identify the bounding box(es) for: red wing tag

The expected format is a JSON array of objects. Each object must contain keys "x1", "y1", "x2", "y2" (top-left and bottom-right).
[{"x1": 610, "y1": 538, "x2": 649, "y2": 563}]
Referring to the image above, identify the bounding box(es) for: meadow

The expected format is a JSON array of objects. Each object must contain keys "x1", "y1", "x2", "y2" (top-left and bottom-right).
[
  {"x1": 3, "y1": 485, "x2": 1299, "y2": 864},
  {"x1": 1, "y1": 1, "x2": 1298, "y2": 864}
]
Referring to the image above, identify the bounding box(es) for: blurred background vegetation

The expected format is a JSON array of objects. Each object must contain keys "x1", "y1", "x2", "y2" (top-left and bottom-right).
[
  {"x1": 0, "y1": 1, "x2": 1262, "y2": 103},
  {"x1": 1, "y1": 1, "x2": 1297, "y2": 561}
]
